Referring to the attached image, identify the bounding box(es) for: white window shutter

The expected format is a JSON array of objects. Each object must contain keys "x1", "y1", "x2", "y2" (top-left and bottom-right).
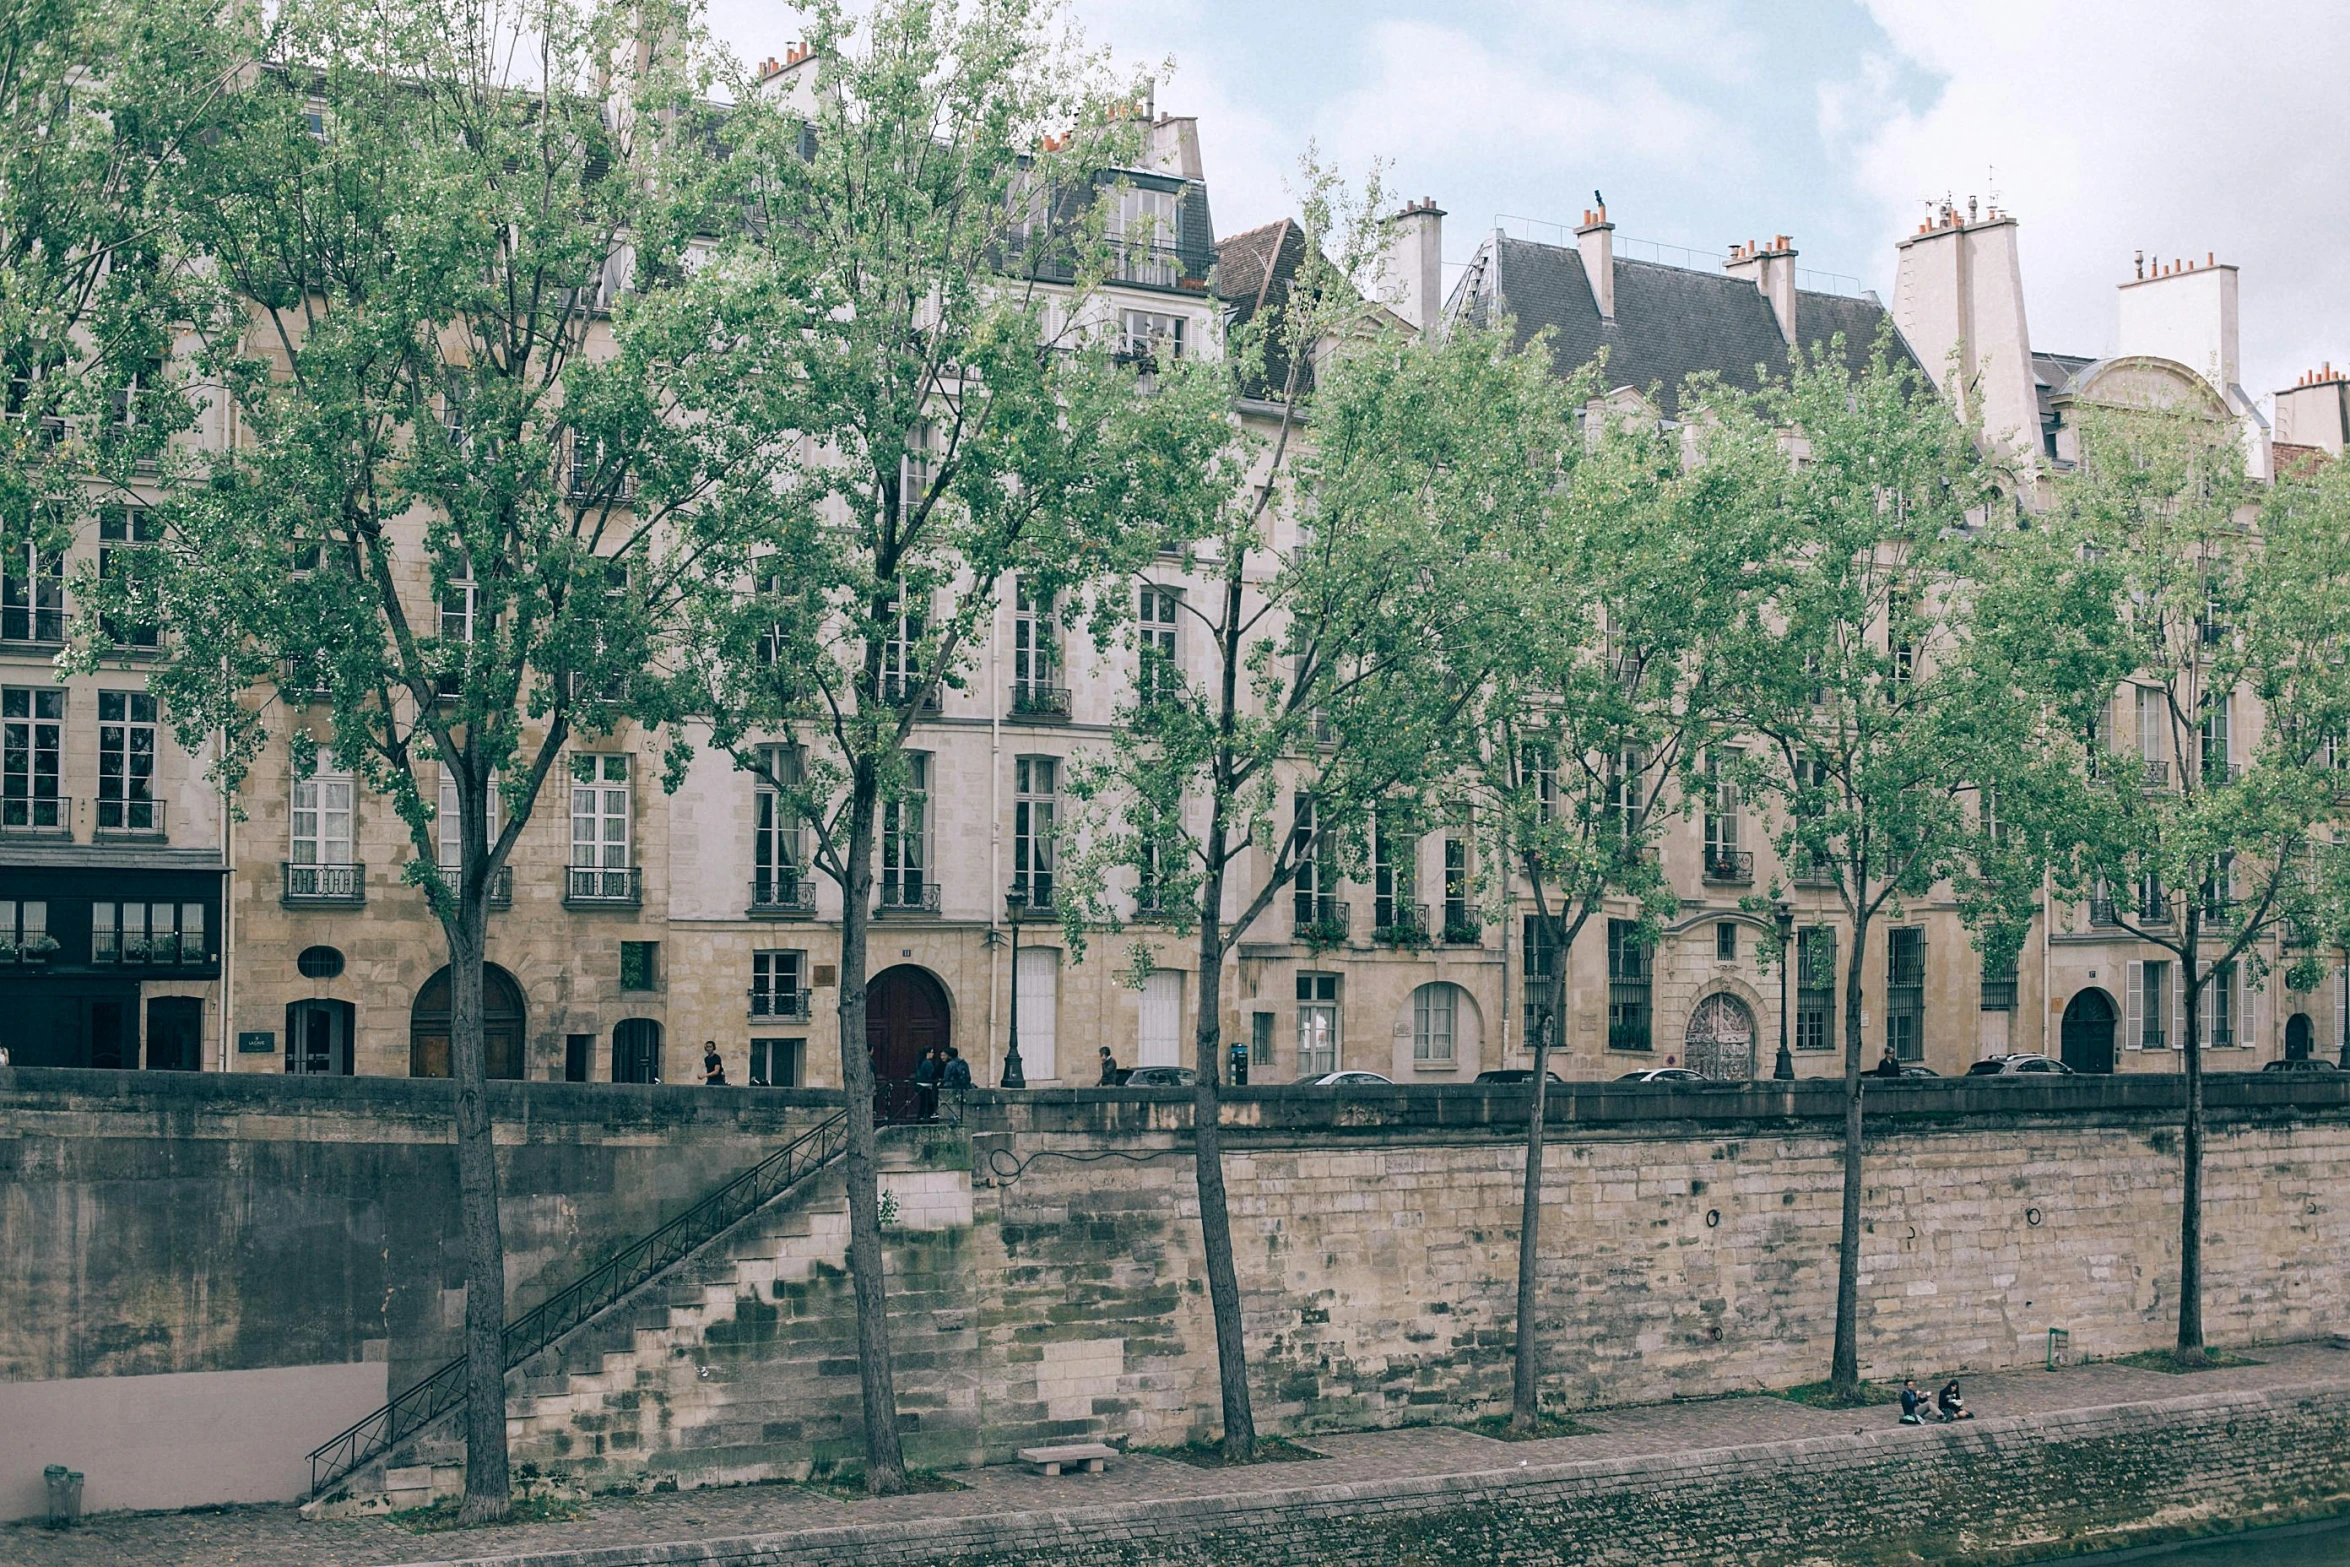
[
  {"x1": 2172, "y1": 963, "x2": 2185, "y2": 1050},
  {"x1": 2249, "y1": 966, "x2": 2265, "y2": 1053},
  {"x1": 2125, "y1": 961, "x2": 2142, "y2": 1049},
  {"x1": 2197, "y1": 968, "x2": 2213, "y2": 1050}
]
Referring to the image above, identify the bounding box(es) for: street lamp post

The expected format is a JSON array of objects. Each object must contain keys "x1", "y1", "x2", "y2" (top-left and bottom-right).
[
  {"x1": 1774, "y1": 900, "x2": 1796, "y2": 1081},
  {"x1": 1001, "y1": 888, "x2": 1028, "y2": 1088}
]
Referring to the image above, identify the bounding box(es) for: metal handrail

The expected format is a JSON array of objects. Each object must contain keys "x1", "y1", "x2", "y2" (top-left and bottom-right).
[{"x1": 307, "y1": 1109, "x2": 848, "y2": 1497}]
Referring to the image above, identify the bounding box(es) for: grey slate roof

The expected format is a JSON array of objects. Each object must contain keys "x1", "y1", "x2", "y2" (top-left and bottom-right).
[{"x1": 1463, "y1": 235, "x2": 1922, "y2": 417}]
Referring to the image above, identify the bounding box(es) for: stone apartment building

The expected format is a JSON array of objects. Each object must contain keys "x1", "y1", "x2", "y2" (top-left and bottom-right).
[{"x1": 1, "y1": 86, "x2": 2335, "y2": 1089}]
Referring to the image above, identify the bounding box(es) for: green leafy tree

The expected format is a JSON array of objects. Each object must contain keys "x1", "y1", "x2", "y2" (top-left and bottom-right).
[
  {"x1": 1058, "y1": 169, "x2": 1527, "y2": 1460},
  {"x1": 101, "y1": 0, "x2": 731, "y2": 1519},
  {"x1": 670, "y1": 0, "x2": 1197, "y2": 1492},
  {"x1": 1, "y1": 0, "x2": 229, "y2": 593},
  {"x1": 2027, "y1": 404, "x2": 2350, "y2": 1363},
  {"x1": 1467, "y1": 390, "x2": 1777, "y2": 1430},
  {"x1": 1717, "y1": 340, "x2": 2031, "y2": 1399}
]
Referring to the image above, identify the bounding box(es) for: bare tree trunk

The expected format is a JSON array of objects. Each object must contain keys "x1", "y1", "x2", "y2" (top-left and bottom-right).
[
  {"x1": 2177, "y1": 917, "x2": 2207, "y2": 1363},
  {"x1": 1829, "y1": 910, "x2": 1868, "y2": 1399},
  {"x1": 1510, "y1": 916, "x2": 1567, "y2": 1432},
  {"x1": 835, "y1": 760, "x2": 908, "y2": 1492},
  {"x1": 1191, "y1": 821, "x2": 1255, "y2": 1461},
  {"x1": 447, "y1": 898, "x2": 509, "y2": 1524}
]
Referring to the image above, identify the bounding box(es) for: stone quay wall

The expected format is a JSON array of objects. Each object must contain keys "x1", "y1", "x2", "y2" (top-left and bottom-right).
[{"x1": 5, "y1": 1068, "x2": 2350, "y2": 1514}]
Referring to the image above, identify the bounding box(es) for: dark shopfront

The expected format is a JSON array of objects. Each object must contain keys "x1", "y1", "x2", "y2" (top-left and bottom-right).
[{"x1": 0, "y1": 859, "x2": 223, "y2": 1070}]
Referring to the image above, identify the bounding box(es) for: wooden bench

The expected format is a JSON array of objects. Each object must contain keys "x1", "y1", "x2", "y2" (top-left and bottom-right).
[{"x1": 1018, "y1": 1442, "x2": 1117, "y2": 1476}]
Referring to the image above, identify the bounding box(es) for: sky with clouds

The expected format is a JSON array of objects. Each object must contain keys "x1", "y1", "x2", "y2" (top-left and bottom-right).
[{"x1": 705, "y1": 1, "x2": 2350, "y2": 410}]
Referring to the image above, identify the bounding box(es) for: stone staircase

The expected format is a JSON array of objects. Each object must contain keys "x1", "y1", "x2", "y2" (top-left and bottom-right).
[{"x1": 307, "y1": 1123, "x2": 978, "y2": 1516}]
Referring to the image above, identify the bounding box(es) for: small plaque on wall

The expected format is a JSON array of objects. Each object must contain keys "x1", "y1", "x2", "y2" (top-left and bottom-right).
[
  {"x1": 812, "y1": 965, "x2": 837, "y2": 988},
  {"x1": 237, "y1": 1030, "x2": 276, "y2": 1054}
]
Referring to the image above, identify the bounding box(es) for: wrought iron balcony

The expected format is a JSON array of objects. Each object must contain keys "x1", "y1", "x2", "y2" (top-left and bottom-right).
[
  {"x1": 1702, "y1": 846, "x2": 1754, "y2": 884},
  {"x1": 878, "y1": 878, "x2": 942, "y2": 916},
  {"x1": 0, "y1": 794, "x2": 69, "y2": 834},
  {"x1": 1294, "y1": 896, "x2": 1350, "y2": 946},
  {"x1": 750, "y1": 873, "x2": 818, "y2": 918},
  {"x1": 749, "y1": 988, "x2": 812, "y2": 1021},
  {"x1": 565, "y1": 865, "x2": 642, "y2": 909},
  {"x1": 2089, "y1": 897, "x2": 2123, "y2": 928},
  {"x1": 284, "y1": 861, "x2": 366, "y2": 906},
  {"x1": 95, "y1": 796, "x2": 164, "y2": 838},
  {"x1": 2139, "y1": 758, "x2": 2171, "y2": 792},
  {"x1": 1373, "y1": 903, "x2": 1431, "y2": 946},
  {"x1": 1791, "y1": 856, "x2": 1838, "y2": 888},
  {"x1": 1010, "y1": 681, "x2": 1072, "y2": 720},
  {"x1": 1440, "y1": 914, "x2": 1484, "y2": 947}
]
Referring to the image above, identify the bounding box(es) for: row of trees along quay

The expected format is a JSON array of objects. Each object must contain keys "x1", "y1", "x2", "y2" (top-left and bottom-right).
[{"x1": 15, "y1": 0, "x2": 2350, "y2": 1513}]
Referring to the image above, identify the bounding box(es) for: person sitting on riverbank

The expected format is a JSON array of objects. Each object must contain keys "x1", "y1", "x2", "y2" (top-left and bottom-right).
[
  {"x1": 1899, "y1": 1379, "x2": 1927, "y2": 1425},
  {"x1": 1937, "y1": 1380, "x2": 1973, "y2": 1421}
]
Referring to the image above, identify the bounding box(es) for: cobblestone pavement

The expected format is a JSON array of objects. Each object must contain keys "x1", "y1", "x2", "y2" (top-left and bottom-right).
[{"x1": 8, "y1": 1341, "x2": 2345, "y2": 1567}]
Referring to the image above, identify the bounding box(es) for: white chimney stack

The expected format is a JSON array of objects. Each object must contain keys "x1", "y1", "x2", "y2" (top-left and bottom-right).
[
  {"x1": 1576, "y1": 204, "x2": 1615, "y2": 320},
  {"x1": 1890, "y1": 199, "x2": 2036, "y2": 463},
  {"x1": 1724, "y1": 235, "x2": 1799, "y2": 349},
  {"x1": 2116, "y1": 252, "x2": 2240, "y2": 398},
  {"x1": 1376, "y1": 198, "x2": 1446, "y2": 337}
]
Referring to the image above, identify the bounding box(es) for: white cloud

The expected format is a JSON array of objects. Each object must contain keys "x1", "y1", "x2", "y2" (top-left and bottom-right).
[{"x1": 1837, "y1": 0, "x2": 2350, "y2": 401}]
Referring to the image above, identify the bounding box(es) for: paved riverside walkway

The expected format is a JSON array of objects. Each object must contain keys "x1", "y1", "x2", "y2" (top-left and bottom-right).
[{"x1": 10, "y1": 1341, "x2": 2349, "y2": 1567}]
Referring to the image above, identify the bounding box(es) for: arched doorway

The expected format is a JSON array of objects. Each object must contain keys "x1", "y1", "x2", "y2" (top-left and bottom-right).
[
  {"x1": 867, "y1": 965, "x2": 949, "y2": 1084},
  {"x1": 2060, "y1": 988, "x2": 2116, "y2": 1075},
  {"x1": 1683, "y1": 993, "x2": 1756, "y2": 1080},
  {"x1": 612, "y1": 1018, "x2": 662, "y2": 1083},
  {"x1": 2286, "y1": 1012, "x2": 2314, "y2": 1061},
  {"x1": 411, "y1": 964, "x2": 526, "y2": 1079}
]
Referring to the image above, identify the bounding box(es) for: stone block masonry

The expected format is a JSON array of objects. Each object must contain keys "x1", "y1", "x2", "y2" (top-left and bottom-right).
[{"x1": 8, "y1": 1069, "x2": 2350, "y2": 1516}]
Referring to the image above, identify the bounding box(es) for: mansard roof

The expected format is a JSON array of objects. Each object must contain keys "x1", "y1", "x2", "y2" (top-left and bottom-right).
[{"x1": 1460, "y1": 234, "x2": 1923, "y2": 417}]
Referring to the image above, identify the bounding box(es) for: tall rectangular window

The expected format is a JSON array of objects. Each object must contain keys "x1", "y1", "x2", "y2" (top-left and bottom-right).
[
  {"x1": 2137, "y1": 684, "x2": 2166, "y2": 783},
  {"x1": 1886, "y1": 927, "x2": 1926, "y2": 1061},
  {"x1": 570, "y1": 754, "x2": 630, "y2": 899},
  {"x1": 882, "y1": 602, "x2": 927, "y2": 703},
  {"x1": 1291, "y1": 793, "x2": 1337, "y2": 930},
  {"x1": 882, "y1": 753, "x2": 930, "y2": 908},
  {"x1": 1522, "y1": 916, "x2": 1561, "y2": 1047},
  {"x1": 1250, "y1": 1010, "x2": 1275, "y2": 1070},
  {"x1": 1108, "y1": 185, "x2": 1178, "y2": 284},
  {"x1": 2204, "y1": 962, "x2": 2236, "y2": 1048},
  {"x1": 1014, "y1": 755, "x2": 1056, "y2": 909},
  {"x1": 0, "y1": 899, "x2": 50, "y2": 961},
  {"x1": 1606, "y1": 918, "x2": 1651, "y2": 1052},
  {"x1": 98, "y1": 507, "x2": 159, "y2": 648},
  {"x1": 2139, "y1": 959, "x2": 2171, "y2": 1048},
  {"x1": 1703, "y1": 748, "x2": 1741, "y2": 875},
  {"x1": 752, "y1": 949, "x2": 805, "y2": 1017},
  {"x1": 1413, "y1": 984, "x2": 1456, "y2": 1064},
  {"x1": 1, "y1": 545, "x2": 63, "y2": 643},
  {"x1": 1372, "y1": 803, "x2": 1415, "y2": 933},
  {"x1": 1296, "y1": 972, "x2": 1339, "y2": 1075},
  {"x1": 1605, "y1": 748, "x2": 1644, "y2": 845},
  {"x1": 1013, "y1": 578, "x2": 1059, "y2": 712},
  {"x1": 753, "y1": 745, "x2": 807, "y2": 905},
  {"x1": 1980, "y1": 950, "x2": 2018, "y2": 1012},
  {"x1": 2201, "y1": 692, "x2": 2231, "y2": 781},
  {"x1": 1137, "y1": 585, "x2": 1179, "y2": 704},
  {"x1": 750, "y1": 1038, "x2": 804, "y2": 1088},
  {"x1": 0, "y1": 687, "x2": 62, "y2": 830},
  {"x1": 439, "y1": 771, "x2": 500, "y2": 869},
  {"x1": 97, "y1": 691, "x2": 157, "y2": 832},
  {"x1": 1442, "y1": 833, "x2": 1470, "y2": 936},
  {"x1": 291, "y1": 752, "x2": 355, "y2": 875},
  {"x1": 1796, "y1": 926, "x2": 1836, "y2": 1050}
]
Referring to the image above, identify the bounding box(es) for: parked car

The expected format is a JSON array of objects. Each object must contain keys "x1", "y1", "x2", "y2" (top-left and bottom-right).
[
  {"x1": 1615, "y1": 1067, "x2": 1708, "y2": 1084},
  {"x1": 1900, "y1": 1065, "x2": 1941, "y2": 1078},
  {"x1": 2262, "y1": 1058, "x2": 2340, "y2": 1073},
  {"x1": 1291, "y1": 1070, "x2": 1394, "y2": 1087},
  {"x1": 1964, "y1": 1054, "x2": 2076, "y2": 1076},
  {"x1": 1123, "y1": 1065, "x2": 1197, "y2": 1088},
  {"x1": 1474, "y1": 1069, "x2": 1567, "y2": 1085}
]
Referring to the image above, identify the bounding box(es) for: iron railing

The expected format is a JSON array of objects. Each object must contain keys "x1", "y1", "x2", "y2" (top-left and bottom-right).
[
  {"x1": 95, "y1": 796, "x2": 163, "y2": 836},
  {"x1": 307, "y1": 1109, "x2": 849, "y2": 1498},
  {"x1": 1372, "y1": 903, "x2": 1430, "y2": 946},
  {"x1": 1702, "y1": 846, "x2": 1753, "y2": 883},
  {"x1": 878, "y1": 879, "x2": 941, "y2": 915},
  {"x1": 284, "y1": 861, "x2": 366, "y2": 905},
  {"x1": 565, "y1": 865, "x2": 641, "y2": 907},
  {"x1": 749, "y1": 987, "x2": 812, "y2": 1020},
  {"x1": 750, "y1": 874, "x2": 817, "y2": 917},
  {"x1": 1010, "y1": 682, "x2": 1071, "y2": 720}
]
